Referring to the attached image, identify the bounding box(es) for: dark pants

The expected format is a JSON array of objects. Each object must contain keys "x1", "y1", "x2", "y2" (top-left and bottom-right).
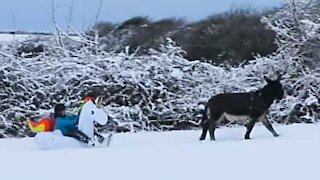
[
  {"x1": 65, "y1": 129, "x2": 90, "y2": 144},
  {"x1": 93, "y1": 131, "x2": 105, "y2": 143},
  {"x1": 65, "y1": 130, "x2": 105, "y2": 144}
]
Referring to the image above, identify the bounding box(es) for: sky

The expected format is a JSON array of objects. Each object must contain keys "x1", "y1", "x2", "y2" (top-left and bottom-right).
[{"x1": 0, "y1": 0, "x2": 284, "y2": 32}]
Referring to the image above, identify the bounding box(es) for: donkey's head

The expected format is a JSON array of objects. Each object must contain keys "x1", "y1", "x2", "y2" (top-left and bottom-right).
[{"x1": 264, "y1": 76, "x2": 284, "y2": 102}]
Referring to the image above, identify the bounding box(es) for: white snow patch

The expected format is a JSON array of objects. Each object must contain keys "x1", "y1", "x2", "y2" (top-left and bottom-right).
[
  {"x1": 0, "y1": 124, "x2": 319, "y2": 180},
  {"x1": 171, "y1": 68, "x2": 184, "y2": 79},
  {"x1": 305, "y1": 94, "x2": 318, "y2": 106},
  {"x1": 0, "y1": 34, "x2": 32, "y2": 42}
]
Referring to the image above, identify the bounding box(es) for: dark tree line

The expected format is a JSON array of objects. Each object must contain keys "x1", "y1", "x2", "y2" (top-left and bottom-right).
[{"x1": 89, "y1": 8, "x2": 278, "y2": 65}]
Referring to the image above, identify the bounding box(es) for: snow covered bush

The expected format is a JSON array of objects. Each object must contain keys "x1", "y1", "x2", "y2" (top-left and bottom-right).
[
  {"x1": 262, "y1": 0, "x2": 320, "y2": 123},
  {"x1": 0, "y1": 36, "x2": 287, "y2": 137}
]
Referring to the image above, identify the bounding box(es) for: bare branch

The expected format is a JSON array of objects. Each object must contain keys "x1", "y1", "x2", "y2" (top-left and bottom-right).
[
  {"x1": 51, "y1": 0, "x2": 64, "y2": 48},
  {"x1": 95, "y1": 0, "x2": 103, "y2": 25},
  {"x1": 67, "y1": 0, "x2": 75, "y2": 33}
]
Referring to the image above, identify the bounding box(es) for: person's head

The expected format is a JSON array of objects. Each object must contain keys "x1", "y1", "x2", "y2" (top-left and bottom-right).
[{"x1": 54, "y1": 103, "x2": 66, "y2": 118}]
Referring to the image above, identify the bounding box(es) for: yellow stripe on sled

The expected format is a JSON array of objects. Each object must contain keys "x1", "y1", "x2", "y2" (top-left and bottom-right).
[
  {"x1": 28, "y1": 118, "x2": 55, "y2": 133},
  {"x1": 28, "y1": 120, "x2": 46, "y2": 132}
]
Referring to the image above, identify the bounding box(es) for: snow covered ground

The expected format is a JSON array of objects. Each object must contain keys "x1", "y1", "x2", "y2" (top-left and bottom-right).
[
  {"x1": 0, "y1": 33, "x2": 33, "y2": 42},
  {"x1": 0, "y1": 123, "x2": 319, "y2": 180}
]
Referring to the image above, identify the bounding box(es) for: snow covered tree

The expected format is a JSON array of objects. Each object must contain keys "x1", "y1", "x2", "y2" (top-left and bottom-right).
[{"x1": 262, "y1": 0, "x2": 320, "y2": 123}]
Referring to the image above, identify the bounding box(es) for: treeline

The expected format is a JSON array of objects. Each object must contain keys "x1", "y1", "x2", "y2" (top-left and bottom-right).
[{"x1": 88, "y1": 8, "x2": 277, "y2": 65}]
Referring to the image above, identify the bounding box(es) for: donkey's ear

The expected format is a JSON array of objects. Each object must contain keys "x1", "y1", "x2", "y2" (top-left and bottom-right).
[{"x1": 264, "y1": 76, "x2": 272, "y2": 83}]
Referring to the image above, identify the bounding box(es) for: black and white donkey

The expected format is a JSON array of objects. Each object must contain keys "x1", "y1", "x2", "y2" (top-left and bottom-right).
[{"x1": 199, "y1": 76, "x2": 284, "y2": 141}]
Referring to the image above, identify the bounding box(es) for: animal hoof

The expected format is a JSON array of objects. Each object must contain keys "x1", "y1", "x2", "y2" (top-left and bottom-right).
[
  {"x1": 199, "y1": 137, "x2": 205, "y2": 141},
  {"x1": 245, "y1": 136, "x2": 251, "y2": 140},
  {"x1": 274, "y1": 133, "x2": 280, "y2": 137}
]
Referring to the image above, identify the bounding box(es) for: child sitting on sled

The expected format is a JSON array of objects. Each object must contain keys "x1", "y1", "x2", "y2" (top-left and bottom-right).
[
  {"x1": 28, "y1": 95, "x2": 109, "y2": 147},
  {"x1": 54, "y1": 102, "x2": 105, "y2": 146}
]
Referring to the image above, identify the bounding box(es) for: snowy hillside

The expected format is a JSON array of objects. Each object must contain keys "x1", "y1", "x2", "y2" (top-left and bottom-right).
[
  {"x1": 1, "y1": 124, "x2": 319, "y2": 180},
  {"x1": 0, "y1": 33, "x2": 32, "y2": 42}
]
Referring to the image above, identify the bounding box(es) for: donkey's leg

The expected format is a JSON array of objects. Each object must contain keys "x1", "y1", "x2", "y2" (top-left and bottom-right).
[
  {"x1": 199, "y1": 122, "x2": 209, "y2": 141},
  {"x1": 262, "y1": 118, "x2": 279, "y2": 137},
  {"x1": 208, "y1": 114, "x2": 223, "y2": 140},
  {"x1": 245, "y1": 118, "x2": 257, "y2": 139},
  {"x1": 208, "y1": 122, "x2": 217, "y2": 140}
]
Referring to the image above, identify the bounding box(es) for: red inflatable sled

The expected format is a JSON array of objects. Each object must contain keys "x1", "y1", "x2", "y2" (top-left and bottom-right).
[{"x1": 28, "y1": 117, "x2": 56, "y2": 133}]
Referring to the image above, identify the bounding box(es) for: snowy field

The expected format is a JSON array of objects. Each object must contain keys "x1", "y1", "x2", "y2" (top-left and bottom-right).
[
  {"x1": 0, "y1": 123, "x2": 319, "y2": 180},
  {"x1": 0, "y1": 33, "x2": 33, "y2": 42}
]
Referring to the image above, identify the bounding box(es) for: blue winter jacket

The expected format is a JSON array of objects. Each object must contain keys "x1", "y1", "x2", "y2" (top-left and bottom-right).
[{"x1": 55, "y1": 114, "x2": 79, "y2": 135}]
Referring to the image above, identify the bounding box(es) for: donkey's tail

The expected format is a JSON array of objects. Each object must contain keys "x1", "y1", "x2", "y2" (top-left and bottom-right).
[{"x1": 196, "y1": 106, "x2": 208, "y2": 126}]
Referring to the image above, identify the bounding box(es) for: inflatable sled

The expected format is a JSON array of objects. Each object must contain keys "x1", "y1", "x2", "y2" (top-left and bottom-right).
[
  {"x1": 28, "y1": 117, "x2": 56, "y2": 133},
  {"x1": 30, "y1": 99, "x2": 109, "y2": 150}
]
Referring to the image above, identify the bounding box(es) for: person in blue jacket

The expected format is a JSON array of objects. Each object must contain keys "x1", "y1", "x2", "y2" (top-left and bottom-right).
[{"x1": 54, "y1": 103, "x2": 105, "y2": 146}]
